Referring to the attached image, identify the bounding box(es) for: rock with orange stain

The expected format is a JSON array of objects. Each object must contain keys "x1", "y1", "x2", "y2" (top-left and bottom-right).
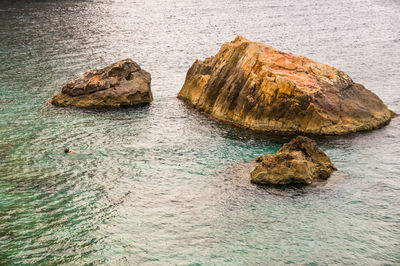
[
  {"x1": 51, "y1": 59, "x2": 152, "y2": 108},
  {"x1": 178, "y1": 36, "x2": 395, "y2": 135}
]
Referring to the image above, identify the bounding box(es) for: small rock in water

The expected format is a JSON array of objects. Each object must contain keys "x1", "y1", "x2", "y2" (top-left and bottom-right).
[
  {"x1": 251, "y1": 136, "x2": 337, "y2": 186},
  {"x1": 50, "y1": 59, "x2": 153, "y2": 108}
]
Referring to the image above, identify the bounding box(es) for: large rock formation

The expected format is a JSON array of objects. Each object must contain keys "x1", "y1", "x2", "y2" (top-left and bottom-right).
[
  {"x1": 51, "y1": 59, "x2": 153, "y2": 108},
  {"x1": 178, "y1": 36, "x2": 395, "y2": 135},
  {"x1": 251, "y1": 136, "x2": 336, "y2": 185}
]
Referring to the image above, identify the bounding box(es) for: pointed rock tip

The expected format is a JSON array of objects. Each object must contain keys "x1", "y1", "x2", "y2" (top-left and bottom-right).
[
  {"x1": 119, "y1": 58, "x2": 133, "y2": 63},
  {"x1": 232, "y1": 35, "x2": 250, "y2": 43}
]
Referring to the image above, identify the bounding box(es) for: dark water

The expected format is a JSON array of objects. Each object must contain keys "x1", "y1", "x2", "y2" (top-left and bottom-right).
[{"x1": 1, "y1": 0, "x2": 399, "y2": 264}]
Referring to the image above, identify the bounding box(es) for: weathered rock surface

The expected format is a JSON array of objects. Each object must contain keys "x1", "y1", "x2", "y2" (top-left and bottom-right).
[
  {"x1": 51, "y1": 59, "x2": 153, "y2": 108},
  {"x1": 251, "y1": 136, "x2": 336, "y2": 185},
  {"x1": 178, "y1": 36, "x2": 395, "y2": 135}
]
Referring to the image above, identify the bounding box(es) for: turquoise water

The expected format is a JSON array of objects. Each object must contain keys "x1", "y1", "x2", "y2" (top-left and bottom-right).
[{"x1": 1, "y1": 0, "x2": 399, "y2": 264}]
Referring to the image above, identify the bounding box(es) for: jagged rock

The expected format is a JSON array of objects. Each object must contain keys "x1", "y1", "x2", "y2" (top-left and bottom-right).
[
  {"x1": 251, "y1": 136, "x2": 336, "y2": 185},
  {"x1": 178, "y1": 36, "x2": 395, "y2": 135},
  {"x1": 51, "y1": 59, "x2": 153, "y2": 108}
]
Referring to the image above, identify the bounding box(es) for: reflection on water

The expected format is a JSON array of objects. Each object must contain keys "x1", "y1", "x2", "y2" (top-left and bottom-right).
[{"x1": 0, "y1": 0, "x2": 399, "y2": 264}]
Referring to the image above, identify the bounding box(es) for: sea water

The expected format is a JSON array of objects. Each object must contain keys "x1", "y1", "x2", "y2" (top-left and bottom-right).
[{"x1": 0, "y1": 0, "x2": 399, "y2": 264}]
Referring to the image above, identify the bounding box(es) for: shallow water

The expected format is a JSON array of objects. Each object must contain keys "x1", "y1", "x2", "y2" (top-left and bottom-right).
[{"x1": 1, "y1": 0, "x2": 399, "y2": 264}]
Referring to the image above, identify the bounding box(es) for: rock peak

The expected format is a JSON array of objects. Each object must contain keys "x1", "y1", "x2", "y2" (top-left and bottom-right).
[{"x1": 232, "y1": 35, "x2": 250, "y2": 43}]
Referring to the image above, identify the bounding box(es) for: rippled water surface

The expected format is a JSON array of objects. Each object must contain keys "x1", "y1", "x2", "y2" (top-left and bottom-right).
[{"x1": 1, "y1": 0, "x2": 400, "y2": 264}]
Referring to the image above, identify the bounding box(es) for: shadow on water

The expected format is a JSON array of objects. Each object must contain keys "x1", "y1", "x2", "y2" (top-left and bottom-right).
[
  {"x1": 177, "y1": 99, "x2": 399, "y2": 148},
  {"x1": 43, "y1": 101, "x2": 153, "y2": 116},
  {"x1": 177, "y1": 100, "x2": 293, "y2": 144}
]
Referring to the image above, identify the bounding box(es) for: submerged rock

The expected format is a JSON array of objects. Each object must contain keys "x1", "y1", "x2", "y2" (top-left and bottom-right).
[
  {"x1": 251, "y1": 136, "x2": 336, "y2": 186},
  {"x1": 51, "y1": 59, "x2": 153, "y2": 108},
  {"x1": 178, "y1": 36, "x2": 395, "y2": 135}
]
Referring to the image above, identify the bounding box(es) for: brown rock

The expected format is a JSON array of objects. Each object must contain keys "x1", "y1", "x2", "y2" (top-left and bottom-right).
[
  {"x1": 251, "y1": 136, "x2": 336, "y2": 186},
  {"x1": 50, "y1": 59, "x2": 153, "y2": 108},
  {"x1": 178, "y1": 36, "x2": 395, "y2": 135}
]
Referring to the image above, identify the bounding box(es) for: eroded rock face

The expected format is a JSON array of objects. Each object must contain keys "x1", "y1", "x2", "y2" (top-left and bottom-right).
[
  {"x1": 51, "y1": 59, "x2": 153, "y2": 108},
  {"x1": 178, "y1": 36, "x2": 395, "y2": 135},
  {"x1": 251, "y1": 136, "x2": 336, "y2": 185}
]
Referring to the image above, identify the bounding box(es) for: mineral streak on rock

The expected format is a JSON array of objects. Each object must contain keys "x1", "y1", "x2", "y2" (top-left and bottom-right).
[
  {"x1": 251, "y1": 136, "x2": 337, "y2": 186},
  {"x1": 178, "y1": 36, "x2": 395, "y2": 135},
  {"x1": 51, "y1": 59, "x2": 153, "y2": 108}
]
